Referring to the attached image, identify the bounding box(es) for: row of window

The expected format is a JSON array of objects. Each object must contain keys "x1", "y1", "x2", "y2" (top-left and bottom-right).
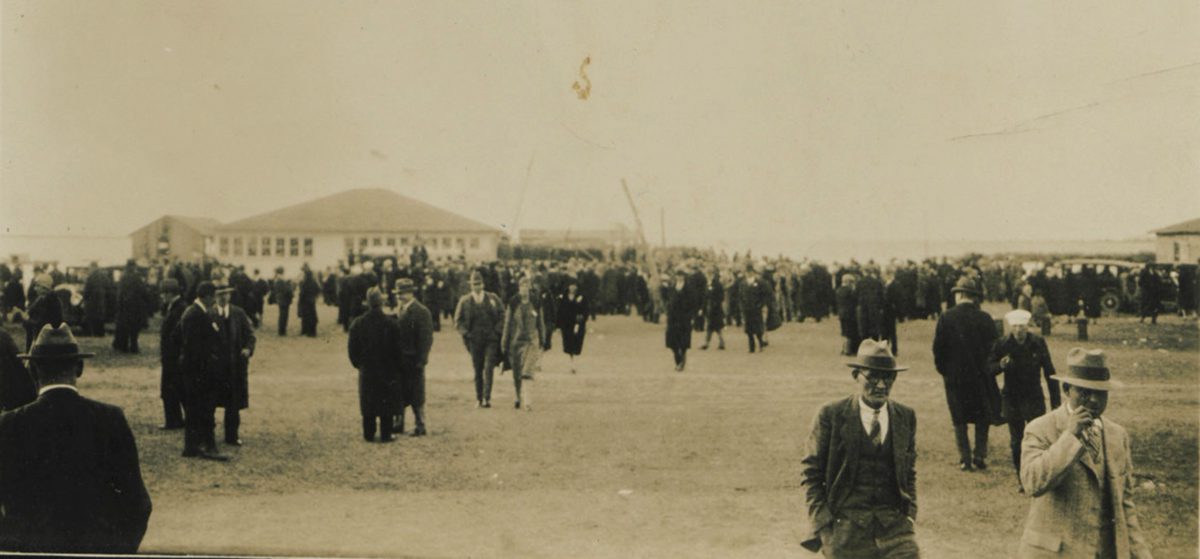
[
  {"x1": 218, "y1": 237, "x2": 313, "y2": 258},
  {"x1": 343, "y1": 236, "x2": 481, "y2": 250}
]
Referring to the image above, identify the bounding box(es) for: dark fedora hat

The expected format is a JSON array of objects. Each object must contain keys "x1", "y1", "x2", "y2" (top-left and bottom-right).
[
  {"x1": 950, "y1": 276, "x2": 983, "y2": 297},
  {"x1": 1050, "y1": 348, "x2": 1123, "y2": 391},
  {"x1": 195, "y1": 281, "x2": 216, "y2": 298},
  {"x1": 845, "y1": 339, "x2": 908, "y2": 372},
  {"x1": 394, "y1": 278, "x2": 416, "y2": 293},
  {"x1": 18, "y1": 323, "x2": 95, "y2": 360}
]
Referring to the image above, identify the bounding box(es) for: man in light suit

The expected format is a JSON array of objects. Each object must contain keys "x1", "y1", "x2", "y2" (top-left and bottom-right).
[
  {"x1": 800, "y1": 340, "x2": 919, "y2": 558},
  {"x1": 454, "y1": 271, "x2": 504, "y2": 408},
  {"x1": 1018, "y1": 348, "x2": 1152, "y2": 559}
]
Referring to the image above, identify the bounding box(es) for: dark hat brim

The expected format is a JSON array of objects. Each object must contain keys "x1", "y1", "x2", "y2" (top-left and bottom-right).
[
  {"x1": 18, "y1": 351, "x2": 96, "y2": 360},
  {"x1": 950, "y1": 286, "x2": 983, "y2": 296},
  {"x1": 844, "y1": 362, "x2": 909, "y2": 372}
]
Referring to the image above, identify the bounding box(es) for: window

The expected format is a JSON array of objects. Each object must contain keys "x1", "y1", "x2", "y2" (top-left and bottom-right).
[
  {"x1": 400, "y1": 237, "x2": 410, "y2": 246},
  {"x1": 304, "y1": 238, "x2": 313, "y2": 257},
  {"x1": 470, "y1": 237, "x2": 480, "y2": 249},
  {"x1": 290, "y1": 237, "x2": 299, "y2": 257},
  {"x1": 276, "y1": 237, "x2": 286, "y2": 256},
  {"x1": 359, "y1": 237, "x2": 368, "y2": 249},
  {"x1": 219, "y1": 237, "x2": 229, "y2": 256},
  {"x1": 1174, "y1": 242, "x2": 1181, "y2": 262},
  {"x1": 261, "y1": 237, "x2": 272, "y2": 256},
  {"x1": 455, "y1": 237, "x2": 465, "y2": 248},
  {"x1": 386, "y1": 237, "x2": 396, "y2": 247},
  {"x1": 233, "y1": 237, "x2": 244, "y2": 256},
  {"x1": 372, "y1": 237, "x2": 382, "y2": 246},
  {"x1": 248, "y1": 238, "x2": 257, "y2": 256},
  {"x1": 442, "y1": 237, "x2": 451, "y2": 249}
]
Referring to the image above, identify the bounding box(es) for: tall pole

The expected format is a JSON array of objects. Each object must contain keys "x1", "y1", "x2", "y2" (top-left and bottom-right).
[
  {"x1": 620, "y1": 179, "x2": 648, "y2": 247},
  {"x1": 510, "y1": 154, "x2": 536, "y2": 243}
]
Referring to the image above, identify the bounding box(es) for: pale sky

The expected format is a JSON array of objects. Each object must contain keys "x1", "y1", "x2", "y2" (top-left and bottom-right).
[{"x1": 2, "y1": 1, "x2": 1198, "y2": 251}]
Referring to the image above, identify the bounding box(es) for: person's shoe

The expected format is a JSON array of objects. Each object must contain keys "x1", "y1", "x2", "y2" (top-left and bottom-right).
[
  {"x1": 363, "y1": 434, "x2": 375, "y2": 442},
  {"x1": 514, "y1": 400, "x2": 521, "y2": 409},
  {"x1": 973, "y1": 459, "x2": 988, "y2": 471},
  {"x1": 225, "y1": 439, "x2": 243, "y2": 446},
  {"x1": 411, "y1": 427, "x2": 426, "y2": 437},
  {"x1": 159, "y1": 424, "x2": 184, "y2": 431},
  {"x1": 476, "y1": 400, "x2": 483, "y2": 408},
  {"x1": 959, "y1": 461, "x2": 974, "y2": 472},
  {"x1": 1017, "y1": 483, "x2": 1025, "y2": 494},
  {"x1": 482, "y1": 400, "x2": 491, "y2": 408},
  {"x1": 378, "y1": 435, "x2": 396, "y2": 443},
  {"x1": 182, "y1": 448, "x2": 200, "y2": 458},
  {"x1": 718, "y1": 343, "x2": 725, "y2": 351},
  {"x1": 700, "y1": 344, "x2": 709, "y2": 350},
  {"x1": 199, "y1": 450, "x2": 230, "y2": 462},
  {"x1": 761, "y1": 340, "x2": 769, "y2": 348}
]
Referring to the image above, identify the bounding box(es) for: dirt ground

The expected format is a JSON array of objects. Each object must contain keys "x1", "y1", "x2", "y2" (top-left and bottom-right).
[{"x1": 14, "y1": 303, "x2": 1197, "y2": 558}]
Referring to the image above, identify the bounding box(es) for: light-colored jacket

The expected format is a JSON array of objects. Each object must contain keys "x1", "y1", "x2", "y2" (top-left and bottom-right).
[{"x1": 1018, "y1": 405, "x2": 1152, "y2": 559}]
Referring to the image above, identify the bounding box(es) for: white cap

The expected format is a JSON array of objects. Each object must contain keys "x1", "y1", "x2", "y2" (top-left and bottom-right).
[{"x1": 1005, "y1": 309, "x2": 1032, "y2": 326}]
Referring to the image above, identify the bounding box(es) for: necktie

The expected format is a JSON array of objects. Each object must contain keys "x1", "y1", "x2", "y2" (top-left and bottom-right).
[
  {"x1": 1083, "y1": 425, "x2": 1101, "y2": 463},
  {"x1": 868, "y1": 408, "x2": 882, "y2": 447}
]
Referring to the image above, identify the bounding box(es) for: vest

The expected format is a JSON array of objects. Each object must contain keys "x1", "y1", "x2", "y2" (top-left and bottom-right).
[{"x1": 841, "y1": 424, "x2": 903, "y2": 526}]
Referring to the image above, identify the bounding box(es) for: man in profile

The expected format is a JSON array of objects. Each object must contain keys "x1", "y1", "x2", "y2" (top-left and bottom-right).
[
  {"x1": 0, "y1": 324, "x2": 152, "y2": 553},
  {"x1": 801, "y1": 340, "x2": 918, "y2": 558}
]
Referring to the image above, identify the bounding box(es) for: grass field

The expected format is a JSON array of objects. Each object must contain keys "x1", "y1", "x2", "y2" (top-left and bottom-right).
[{"x1": 8, "y1": 304, "x2": 1196, "y2": 558}]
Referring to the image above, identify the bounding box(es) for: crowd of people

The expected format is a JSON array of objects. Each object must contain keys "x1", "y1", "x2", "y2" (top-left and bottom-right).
[{"x1": 0, "y1": 246, "x2": 1192, "y2": 554}]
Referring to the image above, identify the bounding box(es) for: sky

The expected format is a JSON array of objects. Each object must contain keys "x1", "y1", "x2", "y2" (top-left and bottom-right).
[{"x1": 2, "y1": 1, "x2": 1198, "y2": 254}]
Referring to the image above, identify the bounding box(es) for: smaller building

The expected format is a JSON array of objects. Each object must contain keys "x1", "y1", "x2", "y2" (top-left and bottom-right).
[
  {"x1": 130, "y1": 215, "x2": 220, "y2": 262},
  {"x1": 1152, "y1": 217, "x2": 1200, "y2": 265}
]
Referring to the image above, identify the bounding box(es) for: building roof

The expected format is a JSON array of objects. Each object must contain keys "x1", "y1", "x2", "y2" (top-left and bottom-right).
[
  {"x1": 1152, "y1": 217, "x2": 1200, "y2": 236},
  {"x1": 217, "y1": 188, "x2": 501, "y2": 234},
  {"x1": 130, "y1": 215, "x2": 221, "y2": 236}
]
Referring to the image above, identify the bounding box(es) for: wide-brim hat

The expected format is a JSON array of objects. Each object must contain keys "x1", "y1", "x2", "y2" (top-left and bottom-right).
[
  {"x1": 468, "y1": 271, "x2": 484, "y2": 285},
  {"x1": 1005, "y1": 309, "x2": 1032, "y2": 326},
  {"x1": 394, "y1": 278, "x2": 416, "y2": 293},
  {"x1": 1050, "y1": 348, "x2": 1123, "y2": 391},
  {"x1": 950, "y1": 275, "x2": 983, "y2": 297},
  {"x1": 18, "y1": 323, "x2": 95, "y2": 360},
  {"x1": 195, "y1": 281, "x2": 216, "y2": 298},
  {"x1": 845, "y1": 339, "x2": 908, "y2": 372},
  {"x1": 215, "y1": 285, "x2": 237, "y2": 294}
]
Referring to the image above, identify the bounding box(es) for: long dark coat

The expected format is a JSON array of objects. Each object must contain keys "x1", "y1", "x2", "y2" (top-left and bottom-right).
[
  {"x1": 739, "y1": 279, "x2": 767, "y2": 335},
  {"x1": 705, "y1": 280, "x2": 725, "y2": 330},
  {"x1": 115, "y1": 272, "x2": 152, "y2": 331},
  {"x1": 835, "y1": 284, "x2": 858, "y2": 339},
  {"x1": 82, "y1": 269, "x2": 113, "y2": 329},
  {"x1": 347, "y1": 308, "x2": 403, "y2": 417},
  {"x1": 159, "y1": 296, "x2": 187, "y2": 401},
  {"x1": 298, "y1": 274, "x2": 320, "y2": 323},
  {"x1": 990, "y1": 333, "x2": 1061, "y2": 422},
  {"x1": 855, "y1": 275, "x2": 885, "y2": 341},
  {"x1": 178, "y1": 302, "x2": 220, "y2": 405},
  {"x1": 0, "y1": 389, "x2": 152, "y2": 553},
  {"x1": 933, "y1": 301, "x2": 1002, "y2": 425},
  {"x1": 2, "y1": 278, "x2": 25, "y2": 312},
  {"x1": 211, "y1": 305, "x2": 255, "y2": 410},
  {"x1": 0, "y1": 329, "x2": 35, "y2": 411},
  {"x1": 555, "y1": 292, "x2": 589, "y2": 356},
  {"x1": 663, "y1": 284, "x2": 693, "y2": 350},
  {"x1": 396, "y1": 300, "x2": 434, "y2": 408}
]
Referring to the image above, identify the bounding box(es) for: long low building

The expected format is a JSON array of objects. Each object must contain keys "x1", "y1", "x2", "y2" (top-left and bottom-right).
[{"x1": 205, "y1": 188, "x2": 503, "y2": 274}]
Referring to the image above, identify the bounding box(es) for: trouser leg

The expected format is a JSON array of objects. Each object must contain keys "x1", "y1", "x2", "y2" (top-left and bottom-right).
[
  {"x1": 974, "y1": 422, "x2": 989, "y2": 462},
  {"x1": 1008, "y1": 418, "x2": 1026, "y2": 476},
  {"x1": 278, "y1": 304, "x2": 289, "y2": 335},
  {"x1": 954, "y1": 424, "x2": 972, "y2": 464},
  {"x1": 413, "y1": 406, "x2": 425, "y2": 430},
  {"x1": 224, "y1": 407, "x2": 240, "y2": 443},
  {"x1": 130, "y1": 329, "x2": 140, "y2": 353},
  {"x1": 163, "y1": 395, "x2": 184, "y2": 428},
  {"x1": 470, "y1": 344, "x2": 485, "y2": 402},
  {"x1": 362, "y1": 416, "x2": 376, "y2": 441},
  {"x1": 182, "y1": 399, "x2": 201, "y2": 454},
  {"x1": 483, "y1": 343, "x2": 497, "y2": 402}
]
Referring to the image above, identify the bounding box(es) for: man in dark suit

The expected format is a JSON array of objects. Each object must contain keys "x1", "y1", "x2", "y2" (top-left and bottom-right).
[
  {"x1": 393, "y1": 278, "x2": 434, "y2": 436},
  {"x1": 271, "y1": 267, "x2": 294, "y2": 336},
  {"x1": 933, "y1": 275, "x2": 1001, "y2": 472},
  {"x1": 212, "y1": 286, "x2": 256, "y2": 446},
  {"x1": 991, "y1": 309, "x2": 1061, "y2": 492},
  {"x1": 800, "y1": 340, "x2": 918, "y2": 558},
  {"x1": 349, "y1": 287, "x2": 403, "y2": 442},
  {"x1": 113, "y1": 260, "x2": 152, "y2": 354},
  {"x1": 159, "y1": 278, "x2": 187, "y2": 430},
  {"x1": 178, "y1": 281, "x2": 228, "y2": 461},
  {"x1": 454, "y1": 271, "x2": 504, "y2": 408},
  {"x1": 0, "y1": 324, "x2": 152, "y2": 553},
  {"x1": 836, "y1": 274, "x2": 860, "y2": 356}
]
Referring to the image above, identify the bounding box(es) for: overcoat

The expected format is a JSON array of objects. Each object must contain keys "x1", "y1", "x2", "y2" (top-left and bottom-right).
[
  {"x1": 799, "y1": 395, "x2": 918, "y2": 553},
  {"x1": 82, "y1": 269, "x2": 112, "y2": 328},
  {"x1": 178, "y1": 302, "x2": 219, "y2": 405},
  {"x1": 115, "y1": 272, "x2": 152, "y2": 330},
  {"x1": 555, "y1": 292, "x2": 589, "y2": 356},
  {"x1": 395, "y1": 300, "x2": 434, "y2": 408},
  {"x1": 0, "y1": 389, "x2": 152, "y2": 553},
  {"x1": 933, "y1": 301, "x2": 1002, "y2": 425},
  {"x1": 835, "y1": 284, "x2": 857, "y2": 338},
  {"x1": 705, "y1": 280, "x2": 725, "y2": 330},
  {"x1": 855, "y1": 275, "x2": 885, "y2": 341},
  {"x1": 159, "y1": 296, "x2": 188, "y2": 401},
  {"x1": 991, "y1": 333, "x2": 1061, "y2": 422},
  {"x1": 211, "y1": 305, "x2": 255, "y2": 410},
  {"x1": 347, "y1": 308, "x2": 403, "y2": 417},
  {"x1": 1018, "y1": 406, "x2": 1152, "y2": 559},
  {"x1": 662, "y1": 285, "x2": 692, "y2": 350}
]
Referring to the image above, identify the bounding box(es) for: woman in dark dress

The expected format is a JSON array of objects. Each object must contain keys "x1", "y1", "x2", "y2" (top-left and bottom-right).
[
  {"x1": 555, "y1": 279, "x2": 589, "y2": 373},
  {"x1": 662, "y1": 269, "x2": 693, "y2": 372}
]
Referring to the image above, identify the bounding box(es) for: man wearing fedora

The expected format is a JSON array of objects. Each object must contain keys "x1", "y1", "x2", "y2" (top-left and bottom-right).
[
  {"x1": 1018, "y1": 348, "x2": 1152, "y2": 559},
  {"x1": 991, "y1": 309, "x2": 1061, "y2": 492},
  {"x1": 0, "y1": 324, "x2": 152, "y2": 553},
  {"x1": 933, "y1": 274, "x2": 1002, "y2": 471},
  {"x1": 271, "y1": 266, "x2": 294, "y2": 336},
  {"x1": 801, "y1": 340, "x2": 919, "y2": 559},
  {"x1": 393, "y1": 278, "x2": 433, "y2": 436},
  {"x1": 178, "y1": 281, "x2": 228, "y2": 461},
  {"x1": 212, "y1": 285, "x2": 256, "y2": 446},
  {"x1": 454, "y1": 270, "x2": 504, "y2": 408},
  {"x1": 159, "y1": 277, "x2": 187, "y2": 430}
]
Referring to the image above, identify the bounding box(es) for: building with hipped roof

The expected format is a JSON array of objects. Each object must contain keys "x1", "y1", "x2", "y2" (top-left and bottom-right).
[{"x1": 1152, "y1": 217, "x2": 1200, "y2": 264}]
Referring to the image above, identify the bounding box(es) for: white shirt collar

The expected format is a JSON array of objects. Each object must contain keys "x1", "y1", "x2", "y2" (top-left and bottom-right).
[
  {"x1": 472, "y1": 291, "x2": 484, "y2": 303},
  {"x1": 858, "y1": 396, "x2": 889, "y2": 441},
  {"x1": 195, "y1": 300, "x2": 208, "y2": 312},
  {"x1": 39, "y1": 384, "x2": 79, "y2": 396}
]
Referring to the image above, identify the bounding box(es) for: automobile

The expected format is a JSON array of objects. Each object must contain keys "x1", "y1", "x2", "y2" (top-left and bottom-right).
[{"x1": 1039, "y1": 259, "x2": 1177, "y2": 316}]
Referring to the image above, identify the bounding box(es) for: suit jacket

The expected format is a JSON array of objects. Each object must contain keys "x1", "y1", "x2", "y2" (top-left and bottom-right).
[
  {"x1": 454, "y1": 292, "x2": 504, "y2": 345},
  {"x1": 800, "y1": 395, "x2": 917, "y2": 553},
  {"x1": 933, "y1": 301, "x2": 1002, "y2": 424},
  {"x1": 211, "y1": 305, "x2": 255, "y2": 410},
  {"x1": 396, "y1": 300, "x2": 434, "y2": 370},
  {"x1": 348, "y1": 308, "x2": 403, "y2": 416},
  {"x1": 0, "y1": 389, "x2": 152, "y2": 553},
  {"x1": 1018, "y1": 406, "x2": 1152, "y2": 559}
]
